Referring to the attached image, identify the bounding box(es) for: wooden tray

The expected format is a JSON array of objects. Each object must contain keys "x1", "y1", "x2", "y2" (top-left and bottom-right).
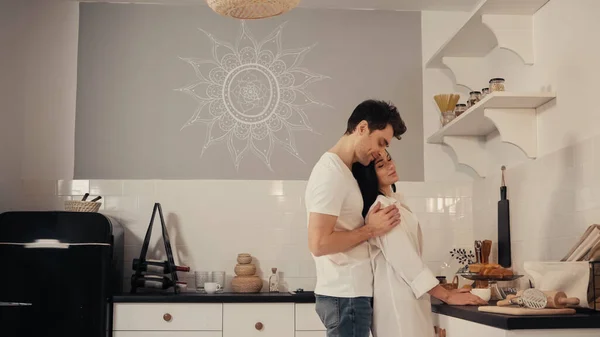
[{"x1": 478, "y1": 306, "x2": 576, "y2": 316}]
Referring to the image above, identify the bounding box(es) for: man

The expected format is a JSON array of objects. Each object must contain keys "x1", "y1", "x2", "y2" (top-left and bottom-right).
[{"x1": 305, "y1": 100, "x2": 404, "y2": 337}]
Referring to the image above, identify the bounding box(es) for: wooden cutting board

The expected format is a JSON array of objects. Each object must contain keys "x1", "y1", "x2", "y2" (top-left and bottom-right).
[{"x1": 478, "y1": 306, "x2": 576, "y2": 316}]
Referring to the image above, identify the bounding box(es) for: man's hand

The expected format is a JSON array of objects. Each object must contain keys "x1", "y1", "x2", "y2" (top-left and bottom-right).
[
  {"x1": 364, "y1": 202, "x2": 400, "y2": 238},
  {"x1": 446, "y1": 292, "x2": 488, "y2": 306}
]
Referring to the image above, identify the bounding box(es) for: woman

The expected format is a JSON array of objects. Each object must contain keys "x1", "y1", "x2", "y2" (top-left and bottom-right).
[{"x1": 352, "y1": 150, "x2": 486, "y2": 337}]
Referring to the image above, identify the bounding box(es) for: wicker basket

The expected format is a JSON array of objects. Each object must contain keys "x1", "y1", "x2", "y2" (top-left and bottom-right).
[
  {"x1": 237, "y1": 253, "x2": 252, "y2": 264},
  {"x1": 234, "y1": 263, "x2": 257, "y2": 276},
  {"x1": 207, "y1": 0, "x2": 300, "y2": 19},
  {"x1": 64, "y1": 200, "x2": 101, "y2": 213},
  {"x1": 231, "y1": 275, "x2": 263, "y2": 293},
  {"x1": 440, "y1": 275, "x2": 459, "y2": 291}
]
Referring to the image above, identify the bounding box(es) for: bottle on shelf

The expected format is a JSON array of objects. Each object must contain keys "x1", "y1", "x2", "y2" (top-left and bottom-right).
[
  {"x1": 132, "y1": 275, "x2": 186, "y2": 290},
  {"x1": 132, "y1": 258, "x2": 191, "y2": 274},
  {"x1": 269, "y1": 267, "x2": 279, "y2": 293}
]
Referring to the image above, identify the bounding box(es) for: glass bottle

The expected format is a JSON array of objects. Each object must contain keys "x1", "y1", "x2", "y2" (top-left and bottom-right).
[{"x1": 269, "y1": 267, "x2": 279, "y2": 292}]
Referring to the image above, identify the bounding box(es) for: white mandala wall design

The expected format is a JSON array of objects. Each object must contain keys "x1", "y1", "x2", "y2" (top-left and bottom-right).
[{"x1": 176, "y1": 21, "x2": 331, "y2": 171}]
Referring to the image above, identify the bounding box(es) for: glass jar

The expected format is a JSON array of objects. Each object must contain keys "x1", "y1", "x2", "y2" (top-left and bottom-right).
[
  {"x1": 489, "y1": 78, "x2": 505, "y2": 92},
  {"x1": 481, "y1": 88, "x2": 490, "y2": 98},
  {"x1": 468, "y1": 91, "x2": 481, "y2": 107},
  {"x1": 441, "y1": 111, "x2": 456, "y2": 126},
  {"x1": 454, "y1": 103, "x2": 467, "y2": 117}
]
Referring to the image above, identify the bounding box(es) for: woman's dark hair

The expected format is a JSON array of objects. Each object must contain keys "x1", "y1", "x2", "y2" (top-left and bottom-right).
[{"x1": 352, "y1": 156, "x2": 396, "y2": 219}]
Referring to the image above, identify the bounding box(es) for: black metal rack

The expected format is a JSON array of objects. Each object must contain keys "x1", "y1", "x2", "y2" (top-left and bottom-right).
[{"x1": 130, "y1": 203, "x2": 179, "y2": 294}]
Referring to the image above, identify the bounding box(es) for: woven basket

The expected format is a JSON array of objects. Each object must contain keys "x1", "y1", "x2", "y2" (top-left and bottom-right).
[
  {"x1": 207, "y1": 0, "x2": 300, "y2": 19},
  {"x1": 440, "y1": 275, "x2": 459, "y2": 291},
  {"x1": 234, "y1": 263, "x2": 257, "y2": 276},
  {"x1": 231, "y1": 275, "x2": 263, "y2": 293},
  {"x1": 237, "y1": 253, "x2": 252, "y2": 264},
  {"x1": 64, "y1": 200, "x2": 101, "y2": 213}
]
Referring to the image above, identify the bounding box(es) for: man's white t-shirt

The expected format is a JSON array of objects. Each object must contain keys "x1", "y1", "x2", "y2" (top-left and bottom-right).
[{"x1": 305, "y1": 152, "x2": 373, "y2": 298}]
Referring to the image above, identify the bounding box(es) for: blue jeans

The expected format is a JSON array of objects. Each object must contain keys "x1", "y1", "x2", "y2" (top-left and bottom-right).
[{"x1": 315, "y1": 295, "x2": 373, "y2": 337}]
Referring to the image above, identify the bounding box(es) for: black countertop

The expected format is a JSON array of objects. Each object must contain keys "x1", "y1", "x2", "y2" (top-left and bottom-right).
[
  {"x1": 431, "y1": 300, "x2": 600, "y2": 330},
  {"x1": 113, "y1": 291, "x2": 317, "y2": 303},
  {"x1": 113, "y1": 293, "x2": 600, "y2": 330}
]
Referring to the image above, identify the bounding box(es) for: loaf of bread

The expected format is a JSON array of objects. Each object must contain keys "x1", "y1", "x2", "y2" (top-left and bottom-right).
[{"x1": 468, "y1": 264, "x2": 483, "y2": 273}]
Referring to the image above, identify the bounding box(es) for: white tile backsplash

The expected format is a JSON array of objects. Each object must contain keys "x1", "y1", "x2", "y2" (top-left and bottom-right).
[
  {"x1": 473, "y1": 134, "x2": 600, "y2": 283},
  {"x1": 4, "y1": 179, "x2": 472, "y2": 291}
]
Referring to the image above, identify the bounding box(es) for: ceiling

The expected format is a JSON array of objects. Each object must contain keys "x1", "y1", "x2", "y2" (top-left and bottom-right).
[{"x1": 75, "y1": 0, "x2": 482, "y2": 11}]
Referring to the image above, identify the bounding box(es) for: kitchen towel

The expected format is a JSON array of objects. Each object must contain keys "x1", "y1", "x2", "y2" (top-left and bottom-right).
[{"x1": 524, "y1": 261, "x2": 590, "y2": 308}]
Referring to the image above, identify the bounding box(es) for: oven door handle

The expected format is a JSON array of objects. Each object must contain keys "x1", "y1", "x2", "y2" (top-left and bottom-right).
[{"x1": 0, "y1": 302, "x2": 32, "y2": 306}]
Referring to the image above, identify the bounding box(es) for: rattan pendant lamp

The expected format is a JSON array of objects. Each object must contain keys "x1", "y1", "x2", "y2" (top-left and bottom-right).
[{"x1": 207, "y1": 0, "x2": 301, "y2": 19}]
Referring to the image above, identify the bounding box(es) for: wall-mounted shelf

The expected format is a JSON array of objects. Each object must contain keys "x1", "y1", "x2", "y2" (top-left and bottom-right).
[
  {"x1": 427, "y1": 92, "x2": 556, "y2": 177},
  {"x1": 425, "y1": 0, "x2": 550, "y2": 90}
]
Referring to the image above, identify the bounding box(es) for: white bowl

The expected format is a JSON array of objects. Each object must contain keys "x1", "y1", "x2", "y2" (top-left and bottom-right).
[{"x1": 471, "y1": 288, "x2": 491, "y2": 302}]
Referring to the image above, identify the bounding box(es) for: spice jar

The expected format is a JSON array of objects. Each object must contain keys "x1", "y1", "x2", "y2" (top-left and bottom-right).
[
  {"x1": 454, "y1": 103, "x2": 467, "y2": 117},
  {"x1": 489, "y1": 78, "x2": 505, "y2": 92},
  {"x1": 481, "y1": 88, "x2": 490, "y2": 98},
  {"x1": 468, "y1": 91, "x2": 481, "y2": 107}
]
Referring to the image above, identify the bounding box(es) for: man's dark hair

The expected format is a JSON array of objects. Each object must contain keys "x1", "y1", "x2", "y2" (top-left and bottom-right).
[{"x1": 344, "y1": 99, "x2": 407, "y2": 139}]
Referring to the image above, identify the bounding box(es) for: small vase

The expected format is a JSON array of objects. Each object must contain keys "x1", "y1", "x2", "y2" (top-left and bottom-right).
[{"x1": 268, "y1": 268, "x2": 279, "y2": 293}]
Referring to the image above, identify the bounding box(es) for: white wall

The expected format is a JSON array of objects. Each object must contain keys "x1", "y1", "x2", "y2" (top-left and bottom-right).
[
  {"x1": 421, "y1": 11, "x2": 473, "y2": 182},
  {"x1": 0, "y1": 0, "x2": 79, "y2": 185},
  {"x1": 423, "y1": 0, "x2": 600, "y2": 285}
]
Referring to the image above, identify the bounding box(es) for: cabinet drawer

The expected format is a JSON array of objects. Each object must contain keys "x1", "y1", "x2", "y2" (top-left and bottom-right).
[
  {"x1": 295, "y1": 304, "x2": 325, "y2": 331},
  {"x1": 114, "y1": 332, "x2": 222, "y2": 337},
  {"x1": 223, "y1": 303, "x2": 294, "y2": 337},
  {"x1": 113, "y1": 303, "x2": 222, "y2": 331},
  {"x1": 296, "y1": 332, "x2": 326, "y2": 337}
]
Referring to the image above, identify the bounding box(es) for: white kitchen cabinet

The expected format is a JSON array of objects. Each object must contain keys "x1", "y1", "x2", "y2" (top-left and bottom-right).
[
  {"x1": 433, "y1": 313, "x2": 506, "y2": 337},
  {"x1": 113, "y1": 303, "x2": 222, "y2": 331},
  {"x1": 295, "y1": 303, "x2": 325, "y2": 331},
  {"x1": 114, "y1": 332, "x2": 222, "y2": 337},
  {"x1": 295, "y1": 332, "x2": 326, "y2": 337},
  {"x1": 223, "y1": 303, "x2": 294, "y2": 337},
  {"x1": 432, "y1": 313, "x2": 600, "y2": 337}
]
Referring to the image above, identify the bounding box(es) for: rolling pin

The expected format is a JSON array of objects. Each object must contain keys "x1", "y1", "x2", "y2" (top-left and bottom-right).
[
  {"x1": 514, "y1": 290, "x2": 580, "y2": 308},
  {"x1": 497, "y1": 294, "x2": 517, "y2": 307}
]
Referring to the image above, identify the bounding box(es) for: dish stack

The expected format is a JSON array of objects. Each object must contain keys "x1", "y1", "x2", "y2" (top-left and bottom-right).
[{"x1": 231, "y1": 253, "x2": 263, "y2": 293}]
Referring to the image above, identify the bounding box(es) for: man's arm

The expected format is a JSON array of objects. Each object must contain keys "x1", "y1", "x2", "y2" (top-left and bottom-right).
[
  {"x1": 308, "y1": 202, "x2": 400, "y2": 257},
  {"x1": 307, "y1": 213, "x2": 372, "y2": 257}
]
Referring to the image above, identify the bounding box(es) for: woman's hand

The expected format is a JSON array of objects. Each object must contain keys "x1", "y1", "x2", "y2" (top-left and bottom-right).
[{"x1": 446, "y1": 292, "x2": 488, "y2": 306}]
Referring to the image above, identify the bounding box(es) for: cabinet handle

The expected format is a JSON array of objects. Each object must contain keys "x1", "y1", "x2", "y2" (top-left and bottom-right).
[
  {"x1": 163, "y1": 313, "x2": 172, "y2": 322},
  {"x1": 255, "y1": 322, "x2": 264, "y2": 331}
]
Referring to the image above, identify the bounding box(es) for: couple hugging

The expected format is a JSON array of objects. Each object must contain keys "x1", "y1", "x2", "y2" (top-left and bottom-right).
[{"x1": 305, "y1": 100, "x2": 487, "y2": 337}]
